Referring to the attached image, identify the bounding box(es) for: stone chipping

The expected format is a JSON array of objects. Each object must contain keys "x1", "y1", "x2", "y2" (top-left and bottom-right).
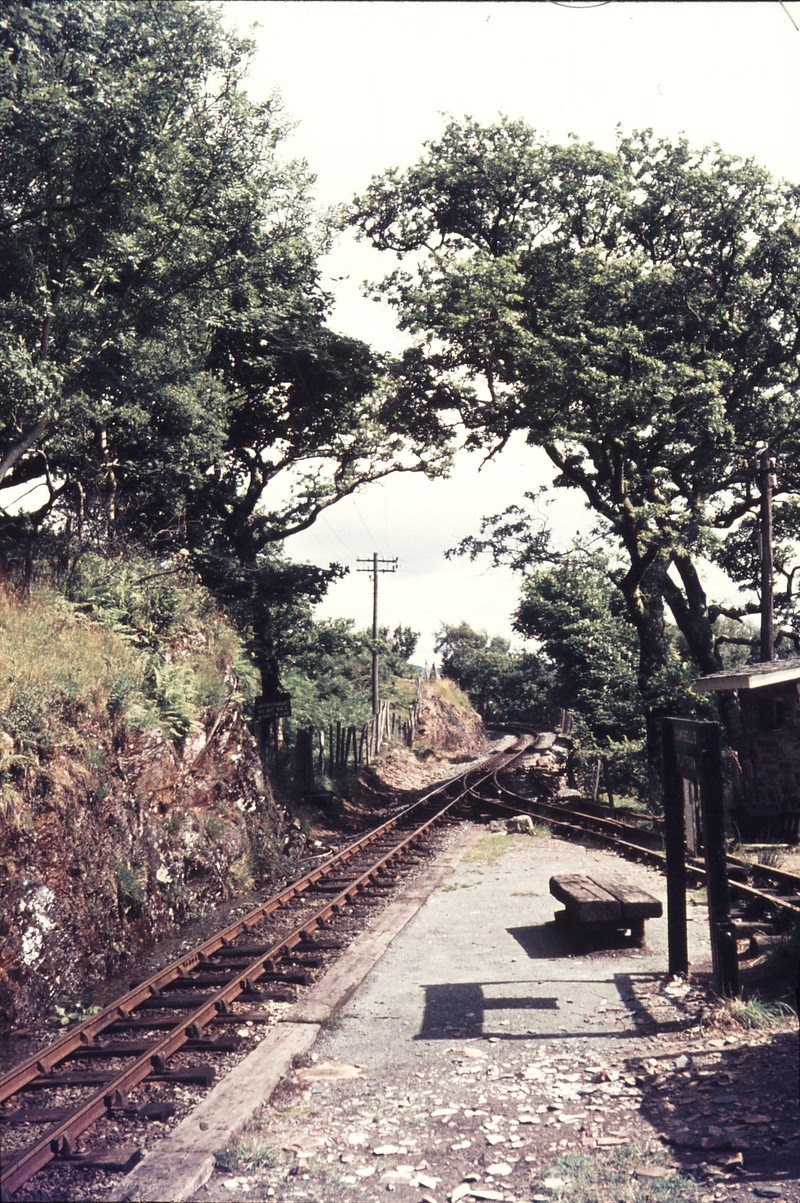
[{"x1": 187, "y1": 831, "x2": 800, "y2": 1203}]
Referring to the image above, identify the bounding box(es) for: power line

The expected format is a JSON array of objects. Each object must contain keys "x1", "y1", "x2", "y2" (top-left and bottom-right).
[{"x1": 353, "y1": 498, "x2": 379, "y2": 551}]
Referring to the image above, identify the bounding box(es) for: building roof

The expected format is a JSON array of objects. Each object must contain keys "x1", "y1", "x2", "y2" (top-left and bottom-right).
[{"x1": 696, "y1": 657, "x2": 800, "y2": 692}]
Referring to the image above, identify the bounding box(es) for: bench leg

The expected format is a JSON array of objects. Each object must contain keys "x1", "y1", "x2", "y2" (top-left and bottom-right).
[{"x1": 630, "y1": 918, "x2": 646, "y2": 945}]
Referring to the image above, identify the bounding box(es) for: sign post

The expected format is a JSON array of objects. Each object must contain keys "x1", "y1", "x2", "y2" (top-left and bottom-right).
[
  {"x1": 662, "y1": 717, "x2": 738, "y2": 997},
  {"x1": 254, "y1": 693, "x2": 292, "y2": 776},
  {"x1": 255, "y1": 693, "x2": 292, "y2": 722},
  {"x1": 662, "y1": 719, "x2": 689, "y2": 977}
]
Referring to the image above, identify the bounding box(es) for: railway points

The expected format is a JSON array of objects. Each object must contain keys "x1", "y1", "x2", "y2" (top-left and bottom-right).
[{"x1": 2, "y1": 721, "x2": 799, "y2": 1201}]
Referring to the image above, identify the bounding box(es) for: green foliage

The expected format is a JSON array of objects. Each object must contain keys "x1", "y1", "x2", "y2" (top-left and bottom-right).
[
  {"x1": 541, "y1": 1144, "x2": 700, "y2": 1203},
  {"x1": 0, "y1": 588, "x2": 143, "y2": 752},
  {"x1": 215, "y1": 1136, "x2": 277, "y2": 1173},
  {"x1": 721, "y1": 994, "x2": 797, "y2": 1030},
  {"x1": 0, "y1": 553, "x2": 254, "y2": 756},
  {"x1": 0, "y1": 0, "x2": 453, "y2": 636},
  {"x1": 352, "y1": 116, "x2": 800, "y2": 780},
  {"x1": 115, "y1": 860, "x2": 146, "y2": 906},
  {"x1": 280, "y1": 615, "x2": 419, "y2": 739},
  {"x1": 515, "y1": 555, "x2": 643, "y2": 743},
  {"x1": 434, "y1": 621, "x2": 556, "y2": 723}
]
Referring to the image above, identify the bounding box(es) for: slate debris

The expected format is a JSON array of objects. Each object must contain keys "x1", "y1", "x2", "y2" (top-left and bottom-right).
[{"x1": 185, "y1": 996, "x2": 800, "y2": 1203}]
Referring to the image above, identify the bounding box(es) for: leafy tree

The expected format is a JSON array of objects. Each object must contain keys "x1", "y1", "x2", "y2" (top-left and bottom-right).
[
  {"x1": 514, "y1": 554, "x2": 643, "y2": 745},
  {"x1": 0, "y1": 0, "x2": 455, "y2": 712},
  {"x1": 0, "y1": 1, "x2": 452, "y2": 602},
  {"x1": 434, "y1": 620, "x2": 555, "y2": 723},
  {"x1": 351, "y1": 118, "x2": 800, "y2": 793},
  {"x1": 390, "y1": 624, "x2": 420, "y2": 665},
  {"x1": 280, "y1": 616, "x2": 418, "y2": 738}
]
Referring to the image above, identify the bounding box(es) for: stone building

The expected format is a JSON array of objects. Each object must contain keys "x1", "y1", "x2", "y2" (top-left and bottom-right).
[{"x1": 696, "y1": 658, "x2": 800, "y2": 842}]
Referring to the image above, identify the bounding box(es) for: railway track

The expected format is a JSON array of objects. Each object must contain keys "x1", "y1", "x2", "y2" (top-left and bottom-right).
[
  {"x1": 0, "y1": 734, "x2": 533, "y2": 1200},
  {"x1": 477, "y1": 742, "x2": 800, "y2": 945}
]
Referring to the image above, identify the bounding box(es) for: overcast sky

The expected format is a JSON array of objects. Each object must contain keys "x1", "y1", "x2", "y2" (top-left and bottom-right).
[{"x1": 222, "y1": 0, "x2": 800, "y2": 664}]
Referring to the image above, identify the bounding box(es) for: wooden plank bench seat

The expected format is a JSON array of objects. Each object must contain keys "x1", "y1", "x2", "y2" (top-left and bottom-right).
[{"x1": 550, "y1": 874, "x2": 662, "y2": 944}]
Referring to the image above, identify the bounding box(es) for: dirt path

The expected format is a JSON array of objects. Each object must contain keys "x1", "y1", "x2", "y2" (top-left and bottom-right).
[{"x1": 189, "y1": 829, "x2": 800, "y2": 1203}]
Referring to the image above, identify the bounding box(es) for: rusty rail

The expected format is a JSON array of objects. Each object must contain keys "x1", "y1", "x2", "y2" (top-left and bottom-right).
[
  {"x1": 478, "y1": 767, "x2": 800, "y2": 922},
  {"x1": 0, "y1": 735, "x2": 532, "y2": 1197}
]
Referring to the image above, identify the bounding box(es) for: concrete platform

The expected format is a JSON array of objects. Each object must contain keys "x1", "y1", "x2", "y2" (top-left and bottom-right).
[{"x1": 112, "y1": 825, "x2": 482, "y2": 1202}]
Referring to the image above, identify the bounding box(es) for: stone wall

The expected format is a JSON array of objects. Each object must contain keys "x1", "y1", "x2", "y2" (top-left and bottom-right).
[{"x1": 739, "y1": 681, "x2": 800, "y2": 821}]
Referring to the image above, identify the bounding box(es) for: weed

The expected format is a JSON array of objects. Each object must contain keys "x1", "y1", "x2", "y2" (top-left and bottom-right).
[
  {"x1": 751, "y1": 846, "x2": 787, "y2": 869},
  {"x1": 215, "y1": 1136, "x2": 277, "y2": 1173},
  {"x1": 731, "y1": 842, "x2": 788, "y2": 870},
  {"x1": 115, "y1": 860, "x2": 146, "y2": 904},
  {"x1": 719, "y1": 994, "x2": 797, "y2": 1030},
  {"x1": 510, "y1": 889, "x2": 541, "y2": 897},
  {"x1": 320, "y1": 1009, "x2": 345, "y2": 1031},
  {"x1": 230, "y1": 852, "x2": 255, "y2": 892},
  {"x1": 540, "y1": 1142, "x2": 701, "y2": 1203},
  {"x1": 441, "y1": 880, "x2": 474, "y2": 892},
  {"x1": 200, "y1": 811, "x2": 227, "y2": 843},
  {"x1": 54, "y1": 999, "x2": 102, "y2": 1027},
  {"x1": 462, "y1": 832, "x2": 515, "y2": 867}
]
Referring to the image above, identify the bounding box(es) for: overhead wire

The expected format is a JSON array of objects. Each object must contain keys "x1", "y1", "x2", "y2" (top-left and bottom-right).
[{"x1": 352, "y1": 498, "x2": 380, "y2": 552}]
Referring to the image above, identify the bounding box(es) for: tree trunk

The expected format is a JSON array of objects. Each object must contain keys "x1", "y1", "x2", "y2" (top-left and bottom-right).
[
  {"x1": 618, "y1": 556, "x2": 671, "y2": 807},
  {"x1": 252, "y1": 605, "x2": 281, "y2": 700},
  {"x1": 663, "y1": 556, "x2": 743, "y2": 753}
]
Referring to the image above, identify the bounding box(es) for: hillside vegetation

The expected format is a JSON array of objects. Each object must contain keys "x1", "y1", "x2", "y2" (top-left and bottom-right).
[
  {"x1": 0, "y1": 562, "x2": 281, "y2": 1031},
  {"x1": 0, "y1": 554, "x2": 426, "y2": 1032}
]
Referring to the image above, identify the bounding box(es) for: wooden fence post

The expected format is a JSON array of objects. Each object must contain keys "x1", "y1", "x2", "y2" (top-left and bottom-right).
[
  {"x1": 662, "y1": 718, "x2": 689, "y2": 977},
  {"x1": 700, "y1": 724, "x2": 739, "y2": 999},
  {"x1": 601, "y1": 755, "x2": 615, "y2": 808}
]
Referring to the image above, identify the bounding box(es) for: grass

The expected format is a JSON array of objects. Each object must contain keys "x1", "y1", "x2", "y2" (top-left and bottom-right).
[
  {"x1": 429, "y1": 676, "x2": 475, "y2": 716},
  {"x1": 730, "y1": 842, "x2": 787, "y2": 870},
  {"x1": 539, "y1": 1143, "x2": 702, "y2": 1203},
  {"x1": 0, "y1": 571, "x2": 254, "y2": 758},
  {"x1": 0, "y1": 591, "x2": 144, "y2": 752},
  {"x1": 462, "y1": 831, "x2": 520, "y2": 867},
  {"x1": 319, "y1": 1009, "x2": 345, "y2": 1030},
  {"x1": 115, "y1": 860, "x2": 147, "y2": 904},
  {"x1": 718, "y1": 993, "x2": 797, "y2": 1030},
  {"x1": 440, "y1": 880, "x2": 475, "y2": 891},
  {"x1": 215, "y1": 1135, "x2": 277, "y2": 1173}
]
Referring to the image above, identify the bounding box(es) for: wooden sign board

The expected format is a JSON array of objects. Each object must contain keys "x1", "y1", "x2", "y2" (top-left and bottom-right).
[
  {"x1": 669, "y1": 718, "x2": 702, "y2": 782},
  {"x1": 256, "y1": 693, "x2": 292, "y2": 720}
]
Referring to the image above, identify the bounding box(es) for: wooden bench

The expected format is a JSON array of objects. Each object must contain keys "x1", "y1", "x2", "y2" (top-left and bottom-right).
[{"x1": 550, "y1": 874, "x2": 662, "y2": 945}]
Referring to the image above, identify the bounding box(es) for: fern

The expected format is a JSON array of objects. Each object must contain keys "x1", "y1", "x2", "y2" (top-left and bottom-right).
[{"x1": 153, "y1": 662, "x2": 199, "y2": 741}]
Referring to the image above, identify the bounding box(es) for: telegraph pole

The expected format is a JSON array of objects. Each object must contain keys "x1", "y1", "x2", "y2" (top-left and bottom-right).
[
  {"x1": 758, "y1": 449, "x2": 776, "y2": 663},
  {"x1": 357, "y1": 553, "x2": 398, "y2": 714}
]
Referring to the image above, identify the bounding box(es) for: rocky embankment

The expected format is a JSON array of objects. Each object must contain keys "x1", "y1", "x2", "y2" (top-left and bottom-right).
[
  {"x1": 0, "y1": 703, "x2": 299, "y2": 1034},
  {"x1": 0, "y1": 678, "x2": 490, "y2": 1036}
]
